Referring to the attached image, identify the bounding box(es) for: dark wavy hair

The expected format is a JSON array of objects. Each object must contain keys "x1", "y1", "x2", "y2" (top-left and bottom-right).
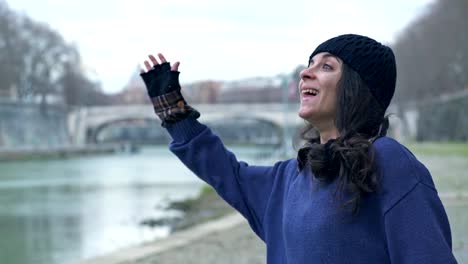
[{"x1": 298, "y1": 63, "x2": 390, "y2": 214}]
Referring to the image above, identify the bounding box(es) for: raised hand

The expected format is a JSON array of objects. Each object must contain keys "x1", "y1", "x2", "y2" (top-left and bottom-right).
[
  {"x1": 140, "y1": 53, "x2": 181, "y2": 97},
  {"x1": 138, "y1": 53, "x2": 200, "y2": 125}
]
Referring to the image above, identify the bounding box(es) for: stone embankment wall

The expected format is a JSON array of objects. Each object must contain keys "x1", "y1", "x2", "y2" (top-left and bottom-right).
[{"x1": 0, "y1": 101, "x2": 70, "y2": 148}]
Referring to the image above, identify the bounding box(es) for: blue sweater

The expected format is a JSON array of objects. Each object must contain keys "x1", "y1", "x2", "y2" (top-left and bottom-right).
[{"x1": 166, "y1": 119, "x2": 457, "y2": 264}]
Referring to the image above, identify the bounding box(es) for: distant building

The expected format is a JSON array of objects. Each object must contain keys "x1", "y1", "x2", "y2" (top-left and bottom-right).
[
  {"x1": 116, "y1": 67, "x2": 149, "y2": 105},
  {"x1": 0, "y1": 84, "x2": 18, "y2": 101},
  {"x1": 183, "y1": 80, "x2": 222, "y2": 104},
  {"x1": 117, "y1": 65, "x2": 304, "y2": 105},
  {"x1": 217, "y1": 76, "x2": 285, "y2": 103}
]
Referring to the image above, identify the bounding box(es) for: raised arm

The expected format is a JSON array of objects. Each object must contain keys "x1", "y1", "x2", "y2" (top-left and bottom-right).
[{"x1": 139, "y1": 54, "x2": 294, "y2": 239}]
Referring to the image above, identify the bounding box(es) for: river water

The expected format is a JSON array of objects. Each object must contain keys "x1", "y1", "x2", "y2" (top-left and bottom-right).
[{"x1": 0, "y1": 145, "x2": 277, "y2": 264}]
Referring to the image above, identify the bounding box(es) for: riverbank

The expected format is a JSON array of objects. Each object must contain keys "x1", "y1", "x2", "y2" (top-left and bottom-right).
[
  {"x1": 76, "y1": 184, "x2": 266, "y2": 264},
  {"x1": 141, "y1": 185, "x2": 235, "y2": 232},
  {"x1": 77, "y1": 190, "x2": 468, "y2": 264},
  {"x1": 78, "y1": 212, "x2": 265, "y2": 264},
  {"x1": 0, "y1": 144, "x2": 126, "y2": 161}
]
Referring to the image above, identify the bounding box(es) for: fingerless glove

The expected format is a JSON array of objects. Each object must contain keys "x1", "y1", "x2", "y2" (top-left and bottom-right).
[{"x1": 140, "y1": 62, "x2": 200, "y2": 127}]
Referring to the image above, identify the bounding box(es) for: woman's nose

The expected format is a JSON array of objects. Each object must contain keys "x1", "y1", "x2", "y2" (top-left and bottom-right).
[{"x1": 300, "y1": 67, "x2": 315, "y2": 80}]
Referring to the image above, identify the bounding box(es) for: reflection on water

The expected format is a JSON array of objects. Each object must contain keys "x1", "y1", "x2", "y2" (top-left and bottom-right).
[{"x1": 0, "y1": 145, "x2": 276, "y2": 264}]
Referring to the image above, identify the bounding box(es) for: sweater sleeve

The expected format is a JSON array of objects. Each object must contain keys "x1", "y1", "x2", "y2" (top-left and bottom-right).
[
  {"x1": 384, "y1": 182, "x2": 457, "y2": 264},
  {"x1": 165, "y1": 118, "x2": 290, "y2": 240}
]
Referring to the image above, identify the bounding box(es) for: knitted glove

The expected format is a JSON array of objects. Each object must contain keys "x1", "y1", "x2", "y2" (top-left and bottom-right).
[
  {"x1": 140, "y1": 62, "x2": 181, "y2": 97},
  {"x1": 140, "y1": 62, "x2": 200, "y2": 127}
]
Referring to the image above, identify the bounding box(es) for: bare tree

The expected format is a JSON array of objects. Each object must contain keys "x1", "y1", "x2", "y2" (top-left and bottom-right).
[
  {"x1": 0, "y1": 1, "x2": 110, "y2": 107},
  {"x1": 16, "y1": 16, "x2": 71, "y2": 104},
  {"x1": 392, "y1": 0, "x2": 468, "y2": 141},
  {"x1": 0, "y1": 1, "x2": 23, "y2": 95},
  {"x1": 59, "y1": 61, "x2": 110, "y2": 106}
]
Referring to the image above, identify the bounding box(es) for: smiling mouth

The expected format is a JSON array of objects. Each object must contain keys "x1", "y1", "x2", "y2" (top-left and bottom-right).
[{"x1": 301, "y1": 88, "x2": 319, "y2": 96}]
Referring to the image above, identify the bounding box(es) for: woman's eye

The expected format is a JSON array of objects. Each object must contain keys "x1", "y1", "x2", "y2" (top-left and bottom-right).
[{"x1": 323, "y1": 64, "x2": 333, "y2": 70}]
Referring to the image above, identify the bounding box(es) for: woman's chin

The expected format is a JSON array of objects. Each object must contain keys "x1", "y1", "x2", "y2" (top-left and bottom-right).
[
  {"x1": 298, "y1": 112, "x2": 310, "y2": 122},
  {"x1": 298, "y1": 108, "x2": 314, "y2": 120}
]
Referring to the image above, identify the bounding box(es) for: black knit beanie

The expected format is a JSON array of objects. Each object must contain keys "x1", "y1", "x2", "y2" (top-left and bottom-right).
[{"x1": 310, "y1": 34, "x2": 397, "y2": 110}]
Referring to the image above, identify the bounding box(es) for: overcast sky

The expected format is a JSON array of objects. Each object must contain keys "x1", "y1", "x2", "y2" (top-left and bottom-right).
[{"x1": 8, "y1": 0, "x2": 433, "y2": 93}]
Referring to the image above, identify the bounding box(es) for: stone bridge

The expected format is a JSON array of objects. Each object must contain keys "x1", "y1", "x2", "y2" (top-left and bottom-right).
[{"x1": 68, "y1": 103, "x2": 303, "y2": 145}]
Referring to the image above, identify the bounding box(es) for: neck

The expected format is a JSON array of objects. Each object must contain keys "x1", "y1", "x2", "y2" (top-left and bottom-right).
[{"x1": 317, "y1": 122, "x2": 339, "y2": 144}]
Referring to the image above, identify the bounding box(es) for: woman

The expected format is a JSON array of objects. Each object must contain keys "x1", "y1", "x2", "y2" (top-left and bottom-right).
[{"x1": 139, "y1": 34, "x2": 457, "y2": 263}]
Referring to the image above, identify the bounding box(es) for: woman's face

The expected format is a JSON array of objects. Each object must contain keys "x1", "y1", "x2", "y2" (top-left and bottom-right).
[{"x1": 298, "y1": 52, "x2": 342, "y2": 126}]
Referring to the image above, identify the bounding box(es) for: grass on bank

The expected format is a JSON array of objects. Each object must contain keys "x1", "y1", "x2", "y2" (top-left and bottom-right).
[
  {"x1": 405, "y1": 142, "x2": 468, "y2": 192},
  {"x1": 168, "y1": 185, "x2": 234, "y2": 231},
  {"x1": 405, "y1": 142, "x2": 468, "y2": 157}
]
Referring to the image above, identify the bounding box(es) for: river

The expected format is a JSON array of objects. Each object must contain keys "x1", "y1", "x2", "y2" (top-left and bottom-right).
[{"x1": 0, "y1": 145, "x2": 277, "y2": 264}]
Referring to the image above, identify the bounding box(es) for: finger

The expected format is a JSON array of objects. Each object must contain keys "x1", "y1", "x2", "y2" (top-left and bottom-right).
[
  {"x1": 158, "y1": 53, "x2": 167, "y2": 63},
  {"x1": 171, "y1": 61, "x2": 180, "y2": 71},
  {"x1": 144, "y1": 61, "x2": 152, "y2": 71},
  {"x1": 148, "y1": 55, "x2": 159, "y2": 66},
  {"x1": 140, "y1": 69, "x2": 145, "y2": 74}
]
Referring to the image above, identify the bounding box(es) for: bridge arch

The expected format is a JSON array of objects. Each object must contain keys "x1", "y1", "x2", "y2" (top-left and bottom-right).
[
  {"x1": 204, "y1": 115, "x2": 284, "y2": 146},
  {"x1": 89, "y1": 117, "x2": 164, "y2": 144}
]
